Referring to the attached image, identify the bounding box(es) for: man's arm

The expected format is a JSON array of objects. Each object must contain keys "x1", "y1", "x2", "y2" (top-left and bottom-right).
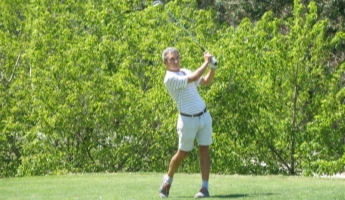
[
  {"x1": 187, "y1": 61, "x2": 209, "y2": 83},
  {"x1": 187, "y1": 52, "x2": 212, "y2": 83},
  {"x1": 200, "y1": 68, "x2": 215, "y2": 86}
]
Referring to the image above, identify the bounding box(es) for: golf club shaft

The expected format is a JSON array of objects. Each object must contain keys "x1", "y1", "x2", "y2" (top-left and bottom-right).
[
  {"x1": 164, "y1": 8, "x2": 206, "y2": 52},
  {"x1": 155, "y1": 1, "x2": 217, "y2": 65}
]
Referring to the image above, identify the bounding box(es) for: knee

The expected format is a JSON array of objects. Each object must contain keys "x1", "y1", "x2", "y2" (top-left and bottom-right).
[
  {"x1": 199, "y1": 146, "x2": 209, "y2": 155},
  {"x1": 177, "y1": 150, "x2": 188, "y2": 160}
]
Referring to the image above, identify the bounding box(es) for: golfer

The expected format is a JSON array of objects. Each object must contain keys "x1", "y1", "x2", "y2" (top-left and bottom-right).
[{"x1": 159, "y1": 47, "x2": 216, "y2": 198}]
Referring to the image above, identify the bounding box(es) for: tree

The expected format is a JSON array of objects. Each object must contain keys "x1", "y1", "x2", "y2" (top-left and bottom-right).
[
  {"x1": 208, "y1": 0, "x2": 344, "y2": 175},
  {"x1": 0, "y1": 0, "x2": 343, "y2": 177}
]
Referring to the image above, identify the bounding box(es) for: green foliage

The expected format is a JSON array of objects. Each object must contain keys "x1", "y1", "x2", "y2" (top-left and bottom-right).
[
  {"x1": 208, "y1": 0, "x2": 344, "y2": 175},
  {"x1": 0, "y1": 0, "x2": 344, "y2": 177},
  {"x1": 215, "y1": 0, "x2": 345, "y2": 32}
]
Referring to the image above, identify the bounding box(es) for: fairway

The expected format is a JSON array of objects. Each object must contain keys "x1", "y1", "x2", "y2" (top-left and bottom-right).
[{"x1": 0, "y1": 173, "x2": 344, "y2": 200}]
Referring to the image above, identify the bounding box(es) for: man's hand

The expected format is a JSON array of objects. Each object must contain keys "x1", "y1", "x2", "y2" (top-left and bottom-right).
[
  {"x1": 204, "y1": 52, "x2": 217, "y2": 69},
  {"x1": 210, "y1": 57, "x2": 217, "y2": 69},
  {"x1": 204, "y1": 52, "x2": 212, "y2": 64}
]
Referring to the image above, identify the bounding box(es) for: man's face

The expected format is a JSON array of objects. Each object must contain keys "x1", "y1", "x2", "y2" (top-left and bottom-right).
[{"x1": 164, "y1": 51, "x2": 180, "y2": 72}]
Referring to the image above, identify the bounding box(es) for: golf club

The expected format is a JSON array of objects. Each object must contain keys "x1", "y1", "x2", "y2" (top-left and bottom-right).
[{"x1": 153, "y1": 0, "x2": 218, "y2": 66}]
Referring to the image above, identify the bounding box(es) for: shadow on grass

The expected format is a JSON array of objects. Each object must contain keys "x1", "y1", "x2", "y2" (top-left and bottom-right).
[
  {"x1": 174, "y1": 193, "x2": 276, "y2": 199},
  {"x1": 173, "y1": 194, "x2": 248, "y2": 199},
  {"x1": 212, "y1": 193, "x2": 277, "y2": 199},
  {"x1": 211, "y1": 194, "x2": 248, "y2": 198}
]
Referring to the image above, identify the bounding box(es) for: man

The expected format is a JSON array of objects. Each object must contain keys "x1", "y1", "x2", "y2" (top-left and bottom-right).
[{"x1": 159, "y1": 47, "x2": 216, "y2": 198}]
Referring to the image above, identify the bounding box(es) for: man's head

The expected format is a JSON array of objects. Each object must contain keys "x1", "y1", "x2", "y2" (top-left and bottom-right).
[{"x1": 162, "y1": 47, "x2": 181, "y2": 72}]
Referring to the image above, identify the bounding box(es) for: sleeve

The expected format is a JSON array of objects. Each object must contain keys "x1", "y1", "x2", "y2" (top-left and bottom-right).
[
  {"x1": 196, "y1": 77, "x2": 202, "y2": 87},
  {"x1": 164, "y1": 73, "x2": 188, "y2": 91},
  {"x1": 182, "y1": 68, "x2": 201, "y2": 87}
]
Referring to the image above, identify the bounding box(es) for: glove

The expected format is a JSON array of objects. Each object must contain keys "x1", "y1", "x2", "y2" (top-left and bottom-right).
[{"x1": 210, "y1": 57, "x2": 218, "y2": 69}]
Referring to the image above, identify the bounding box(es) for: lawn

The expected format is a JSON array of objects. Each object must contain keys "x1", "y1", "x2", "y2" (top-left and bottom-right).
[{"x1": 0, "y1": 173, "x2": 344, "y2": 200}]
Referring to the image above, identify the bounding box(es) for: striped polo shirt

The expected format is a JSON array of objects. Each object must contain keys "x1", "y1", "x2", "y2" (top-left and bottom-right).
[{"x1": 164, "y1": 68, "x2": 206, "y2": 114}]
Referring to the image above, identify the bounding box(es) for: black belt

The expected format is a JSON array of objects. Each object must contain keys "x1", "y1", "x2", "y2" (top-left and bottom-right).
[{"x1": 180, "y1": 108, "x2": 207, "y2": 117}]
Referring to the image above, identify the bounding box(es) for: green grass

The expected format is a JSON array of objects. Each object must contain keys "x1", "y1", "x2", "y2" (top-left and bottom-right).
[{"x1": 0, "y1": 173, "x2": 344, "y2": 200}]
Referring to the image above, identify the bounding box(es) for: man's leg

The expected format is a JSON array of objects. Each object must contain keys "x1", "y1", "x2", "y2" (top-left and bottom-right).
[
  {"x1": 199, "y1": 145, "x2": 210, "y2": 183},
  {"x1": 159, "y1": 150, "x2": 188, "y2": 198},
  {"x1": 168, "y1": 150, "x2": 188, "y2": 178},
  {"x1": 195, "y1": 145, "x2": 211, "y2": 198},
  {"x1": 160, "y1": 114, "x2": 196, "y2": 198}
]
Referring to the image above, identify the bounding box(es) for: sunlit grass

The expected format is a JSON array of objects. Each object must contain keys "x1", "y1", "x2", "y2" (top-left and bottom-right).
[{"x1": 0, "y1": 173, "x2": 344, "y2": 200}]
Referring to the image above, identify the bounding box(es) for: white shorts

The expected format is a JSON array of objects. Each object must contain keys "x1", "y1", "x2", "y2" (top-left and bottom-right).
[{"x1": 176, "y1": 112, "x2": 213, "y2": 151}]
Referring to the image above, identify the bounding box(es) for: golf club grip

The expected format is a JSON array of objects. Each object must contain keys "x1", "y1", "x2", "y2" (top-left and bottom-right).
[{"x1": 211, "y1": 57, "x2": 218, "y2": 66}]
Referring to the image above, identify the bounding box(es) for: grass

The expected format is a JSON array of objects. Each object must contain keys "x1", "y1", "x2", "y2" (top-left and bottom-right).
[{"x1": 0, "y1": 173, "x2": 344, "y2": 200}]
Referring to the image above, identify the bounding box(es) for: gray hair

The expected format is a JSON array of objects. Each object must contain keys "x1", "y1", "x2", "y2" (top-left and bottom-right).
[{"x1": 162, "y1": 47, "x2": 179, "y2": 62}]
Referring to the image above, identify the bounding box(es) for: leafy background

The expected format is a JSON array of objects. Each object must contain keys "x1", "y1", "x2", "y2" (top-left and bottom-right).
[{"x1": 1, "y1": 0, "x2": 344, "y2": 177}]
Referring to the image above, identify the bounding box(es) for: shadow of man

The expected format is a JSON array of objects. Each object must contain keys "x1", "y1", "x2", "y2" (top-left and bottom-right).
[{"x1": 211, "y1": 194, "x2": 248, "y2": 198}]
